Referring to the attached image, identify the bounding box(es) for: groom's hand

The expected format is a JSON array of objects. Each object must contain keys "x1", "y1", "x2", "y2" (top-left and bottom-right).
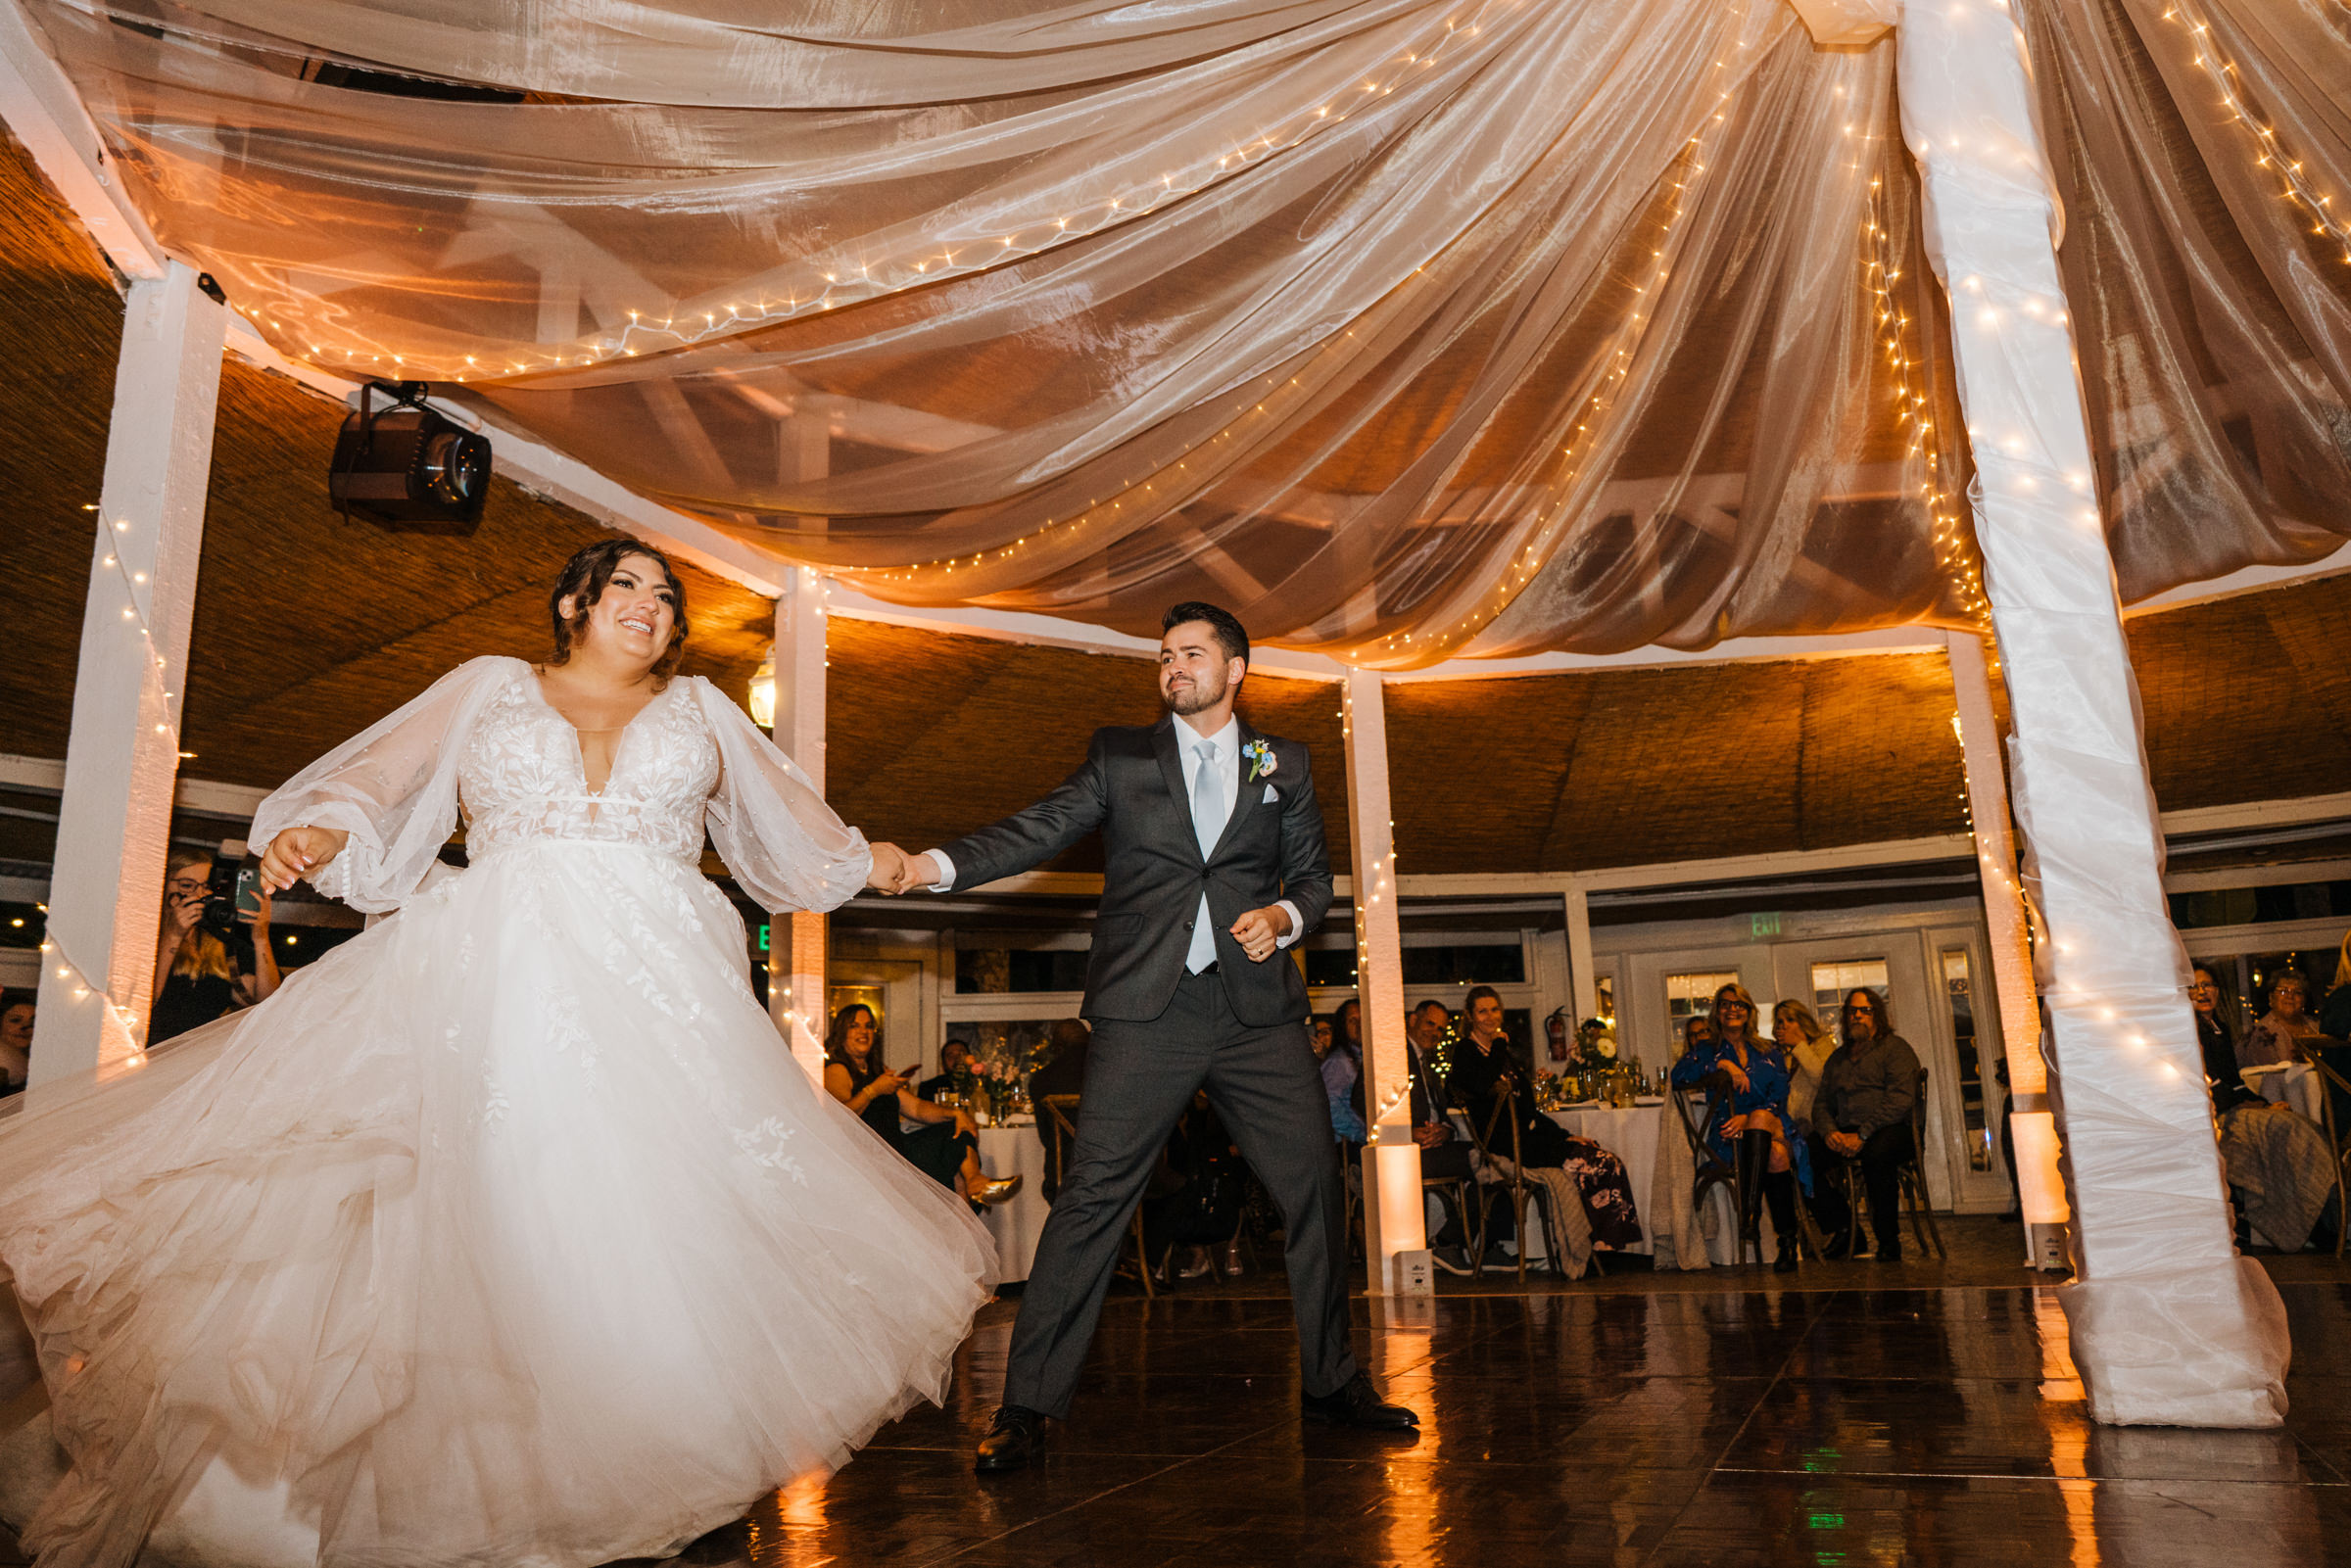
[
  {"x1": 891, "y1": 851, "x2": 941, "y2": 894},
  {"x1": 1229, "y1": 905, "x2": 1292, "y2": 963},
  {"x1": 866, "y1": 841, "x2": 909, "y2": 891}
]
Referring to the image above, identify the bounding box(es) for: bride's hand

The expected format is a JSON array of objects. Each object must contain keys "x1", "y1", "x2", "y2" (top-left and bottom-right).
[
  {"x1": 866, "y1": 841, "x2": 909, "y2": 892},
  {"x1": 261, "y1": 827, "x2": 348, "y2": 892}
]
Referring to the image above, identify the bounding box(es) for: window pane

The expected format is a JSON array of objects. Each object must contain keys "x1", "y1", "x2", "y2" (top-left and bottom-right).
[
  {"x1": 1811, "y1": 959, "x2": 1890, "y2": 1014},
  {"x1": 1666, "y1": 971, "x2": 1740, "y2": 1028},
  {"x1": 1943, "y1": 948, "x2": 1991, "y2": 1173}
]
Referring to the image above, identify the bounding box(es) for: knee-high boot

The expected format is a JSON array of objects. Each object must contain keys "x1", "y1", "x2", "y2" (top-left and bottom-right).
[
  {"x1": 1764, "y1": 1169, "x2": 1799, "y2": 1273},
  {"x1": 1736, "y1": 1130, "x2": 1771, "y2": 1254}
]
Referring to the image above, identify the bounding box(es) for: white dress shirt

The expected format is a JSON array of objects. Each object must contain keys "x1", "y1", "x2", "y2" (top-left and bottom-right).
[{"x1": 921, "y1": 713, "x2": 1303, "y2": 964}]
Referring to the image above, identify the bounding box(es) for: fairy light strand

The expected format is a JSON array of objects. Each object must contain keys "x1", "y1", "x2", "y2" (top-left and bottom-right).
[
  {"x1": 259, "y1": 1, "x2": 1531, "y2": 382},
  {"x1": 2160, "y1": 4, "x2": 2351, "y2": 265},
  {"x1": 1863, "y1": 179, "x2": 1993, "y2": 648}
]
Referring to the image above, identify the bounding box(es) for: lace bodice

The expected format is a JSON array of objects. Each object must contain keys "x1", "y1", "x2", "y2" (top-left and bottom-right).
[
  {"x1": 457, "y1": 671, "x2": 720, "y2": 864},
  {"x1": 254, "y1": 655, "x2": 870, "y2": 916}
]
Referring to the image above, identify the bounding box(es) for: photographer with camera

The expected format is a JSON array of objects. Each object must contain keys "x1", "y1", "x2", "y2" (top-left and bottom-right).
[{"x1": 150, "y1": 848, "x2": 279, "y2": 1045}]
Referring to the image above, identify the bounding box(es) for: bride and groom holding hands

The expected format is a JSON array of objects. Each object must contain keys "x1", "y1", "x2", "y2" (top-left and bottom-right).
[{"x1": 0, "y1": 546, "x2": 1411, "y2": 1568}]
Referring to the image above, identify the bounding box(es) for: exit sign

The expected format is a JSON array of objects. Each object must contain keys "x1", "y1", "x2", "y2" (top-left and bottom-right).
[
  {"x1": 757, "y1": 923, "x2": 771, "y2": 952},
  {"x1": 1750, "y1": 912, "x2": 1782, "y2": 938}
]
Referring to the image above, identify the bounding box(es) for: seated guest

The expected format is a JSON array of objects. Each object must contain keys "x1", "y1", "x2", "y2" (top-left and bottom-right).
[
  {"x1": 1402, "y1": 999, "x2": 1481, "y2": 1275},
  {"x1": 919, "y1": 1037, "x2": 976, "y2": 1101},
  {"x1": 1804, "y1": 987, "x2": 1921, "y2": 1260},
  {"x1": 1311, "y1": 1015, "x2": 1334, "y2": 1060},
  {"x1": 0, "y1": 990, "x2": 29, "y2": 1094},
  {"x1": 823, "y1": 1004, "x2": 1018, "y2": 1209},
  {"x1": 2324, "y1": 932, "x2": 2351, "y2": 1040},
  {"x1": 1672, "y1": 984, "x2": 1810, "y2": 1272},
  {"x1": 1676, "y1": 1013, "x2": 1717, "y2": 1071},
  {"x1": 1030, "y1": 1018, "x2": 1091, "y2": 1197},
  {"x1": 1771, "y1": 998, "x2": 1835, "y2": 1131},
  {"x1": 1448, "y1": 986, "x2": 1642, "y2": 1257},
  {"x1": 2191, "y1": 967, "x2": 2258, "y2": 1113},
  {"x1": 1141, "y1": 1091, "x2": 1250, "y2": 1282},
  {"x1": 1321, "y1": 998, "x2": 1368, "y2": 1146},
  {"x1": 2241, "y1": 971, "x2": 2322, "y2": 1069}
]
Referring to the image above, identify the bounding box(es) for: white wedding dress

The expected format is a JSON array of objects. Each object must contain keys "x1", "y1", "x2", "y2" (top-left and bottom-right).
[{"x1": 0, "y1": 657, "x2": 996, "y2": 1568}]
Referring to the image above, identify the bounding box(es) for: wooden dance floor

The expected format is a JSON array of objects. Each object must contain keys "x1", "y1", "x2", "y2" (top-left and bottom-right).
[
  {"x1": 663, "y1": 1220, "x2": 2348, "y2": 1568},
  {"x1": 2, "y1": 1221, "x2": 2343, "y2": 1566}
]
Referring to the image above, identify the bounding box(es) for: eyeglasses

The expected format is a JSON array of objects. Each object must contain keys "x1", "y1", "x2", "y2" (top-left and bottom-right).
[
  {"x1": 1846, "y1": 1003, "x2": 1876, "y2": 1015},
  {"x1": 1719, "y1": 1002, "x2": 1750, "y2": 1014}
]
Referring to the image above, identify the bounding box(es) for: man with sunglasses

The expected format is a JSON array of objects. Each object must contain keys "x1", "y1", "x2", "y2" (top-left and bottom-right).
[{"x1": 1804, "y1": 987, "x2": 1920, "y2": 1260}]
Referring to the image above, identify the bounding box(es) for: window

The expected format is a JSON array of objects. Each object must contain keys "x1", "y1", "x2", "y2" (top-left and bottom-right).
[
  {"x1": 1300, "y1": 940, "x2": 1526, "y2": 990},
  {"x1": 1943, "y1": 949, "x2": 1992, "y2": 1173},
  {"x1": 1810, "y1": 959, "x2": 1890, "y2": 1015},
  {"x1": 2169, "y1": 880, "x2": 2351, "y2": 931},
  {"x1": 1666, "y1": 972, "x2": 1739, "y2": 1029},
  {"x1": 955, "y1": 948, "x2": 1089, "y2": 994}
]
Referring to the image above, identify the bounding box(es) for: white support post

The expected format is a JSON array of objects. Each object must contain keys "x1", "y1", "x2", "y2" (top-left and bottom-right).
[
  {"x1": 1339, "y1": 671, "x2": 1427, "y2": 1296},
  {"x1": 1888, "y1": 0, "x2": 2286, "y2": 1424},
  {"x1": 1562, "y1": 880, "x2": 1598, "y2": 1025},
  {"x1": 34, "y1": 261, "x2": 224, "y2": 1085},
  {"x1": 1948, "y1": 632, "x2": 2069, "y2": 1268},
  {"x1": 766, "y1": 565, "x2": 831, "y2": 1081}
]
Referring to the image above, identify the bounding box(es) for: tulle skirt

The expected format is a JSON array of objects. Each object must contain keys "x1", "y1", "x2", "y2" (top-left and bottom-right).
[{"x1": 0, "y1": 839, "x2": 996, "y2": 1568}]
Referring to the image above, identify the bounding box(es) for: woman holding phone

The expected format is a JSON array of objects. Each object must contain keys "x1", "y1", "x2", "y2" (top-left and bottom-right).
[
  {"x1": 149, "y1": 848, "x2": 278, "y2": 1043},
  {"x1": 824, "y1": 1002, "x2": 1018, "y2": 1207}
]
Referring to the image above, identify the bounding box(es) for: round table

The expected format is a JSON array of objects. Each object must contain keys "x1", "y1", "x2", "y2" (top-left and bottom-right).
[{"x1": 973, "y1": 1122, "x2": 1050, "y2": 1282}]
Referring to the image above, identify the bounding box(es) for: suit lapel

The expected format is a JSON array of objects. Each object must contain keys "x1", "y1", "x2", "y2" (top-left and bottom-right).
[
  {"x1": 1152, "y1": 718, "x2": 1201, "y2": 864},
  {"x1": 1207, "y1": 720, "x2": 1267, "y2": 863}
]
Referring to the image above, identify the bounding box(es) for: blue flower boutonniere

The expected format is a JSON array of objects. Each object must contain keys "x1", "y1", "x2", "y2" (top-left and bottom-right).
[{"x1": 1242, "y1": 738, "x2": 1277, "y2": 783}]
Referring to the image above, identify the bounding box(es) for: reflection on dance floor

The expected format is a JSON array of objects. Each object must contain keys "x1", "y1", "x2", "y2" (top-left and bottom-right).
[{"x1": 614, "y1": 1228, "x2": 2350, "y2": 1568}]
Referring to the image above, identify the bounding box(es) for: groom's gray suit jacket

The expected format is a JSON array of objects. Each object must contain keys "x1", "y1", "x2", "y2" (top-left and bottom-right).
[{"x1": 939, "y1": 716, "x2": 1333, "y2": 1028}]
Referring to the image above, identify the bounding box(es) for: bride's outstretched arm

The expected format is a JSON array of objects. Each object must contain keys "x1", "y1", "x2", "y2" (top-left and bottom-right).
[
  {"x1": 251, "y1": 657, "x2": 517, "y2": 912},
  {"x1": 693, "y1": 680, "x2": 875, "y2": 914}
]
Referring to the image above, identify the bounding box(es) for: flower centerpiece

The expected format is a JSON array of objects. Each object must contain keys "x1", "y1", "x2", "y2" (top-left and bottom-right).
[{"x1": 972, "y1": 1057, "x2": 1022, "y2": 1124}]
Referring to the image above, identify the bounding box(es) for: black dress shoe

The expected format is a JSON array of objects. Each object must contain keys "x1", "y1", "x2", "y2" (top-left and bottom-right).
[
  {"x1": 975, "y1": 1403, "x2": 1048, "y2": 1473},
  {"x1": 1301, "y1": 1373, "x2": 1419, "y2": 1430}
]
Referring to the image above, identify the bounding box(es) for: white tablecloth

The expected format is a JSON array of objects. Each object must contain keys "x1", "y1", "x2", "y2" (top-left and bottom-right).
[
  {"x1": 2243, "y1": 1062, "x2": 2325, "y2": 1125},
  {"x1": 973, "y1": 1124, "x2": 1050, "y2": 1283}
]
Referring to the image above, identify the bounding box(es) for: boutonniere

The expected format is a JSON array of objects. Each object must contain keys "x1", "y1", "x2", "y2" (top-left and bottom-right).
[{"x1": 1242, "y1": 738, "x2": 1277, "y2": 783}]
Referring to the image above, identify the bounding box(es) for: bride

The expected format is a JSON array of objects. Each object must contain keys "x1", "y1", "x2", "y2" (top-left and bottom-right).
[{"x1": 0, "y1": 541, "x2": 996, "y2": 1568}]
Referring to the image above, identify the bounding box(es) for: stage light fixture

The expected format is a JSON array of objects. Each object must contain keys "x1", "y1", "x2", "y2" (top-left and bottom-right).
[{"x1": 328, "y1": 380, "x2": 492, "y2": 533}]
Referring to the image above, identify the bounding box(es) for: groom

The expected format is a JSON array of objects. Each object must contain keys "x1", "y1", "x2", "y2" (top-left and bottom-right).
[{"x1": 887, "y1": 602, "x2": 1417, "y2": 1470}]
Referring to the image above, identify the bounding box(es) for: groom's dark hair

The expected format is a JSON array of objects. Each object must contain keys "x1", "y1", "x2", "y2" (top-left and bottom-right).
[{"x1": 1163, "y1": 601, "x2": 1250, "y2": 668}]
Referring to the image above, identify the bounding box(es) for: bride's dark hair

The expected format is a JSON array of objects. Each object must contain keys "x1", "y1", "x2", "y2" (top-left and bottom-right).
[{"x1": 549, "y1": 539, "x2": 691, "y2": 680}]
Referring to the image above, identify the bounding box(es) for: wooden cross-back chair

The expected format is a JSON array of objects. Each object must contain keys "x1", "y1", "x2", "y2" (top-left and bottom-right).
[
  {"x1": 2299, "y1": 1055, "x2": 2351, "y2": 1259},
  {"x1": 1039, "y1": 1093, "x2": 1157, "y2": 1300},
  {"x1": 1457, "y1": 1082, "x2": 1565, "y2": 1283}
]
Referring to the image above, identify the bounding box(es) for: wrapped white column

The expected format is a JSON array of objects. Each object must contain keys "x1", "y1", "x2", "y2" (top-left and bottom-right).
[
  {"x1": 35, "y1": 261, "x2": 223, "y2": 1084},
  {"x1": 1947, "y1": 631, "x2": 2069, "y2": 1268},
  {"x1": 1889, "y1": 0, "x2": 2286, "y2": 1424},
  {"x1": 1339, "y1": 670, "x2": 1427, "y2": 1295},
  {"x1": 766, "y1": 564, "x2": 831, "y2": 1081}
]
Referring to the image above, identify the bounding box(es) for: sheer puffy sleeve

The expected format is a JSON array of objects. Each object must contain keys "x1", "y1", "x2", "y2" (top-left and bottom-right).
[
  {"x1": 249, "y1": 657, "x2": 522, "y2": 914},
  {"x1": 692, "y1": 678, "x2": 874, "y2": 915}
]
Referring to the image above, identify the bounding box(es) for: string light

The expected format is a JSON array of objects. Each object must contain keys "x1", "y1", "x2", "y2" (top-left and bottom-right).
[
  {"x1": 266, "y1": 1, "x2": 1536, "y2": 381},
  {"x1": 1863, "y1": 179, "x2": 1993, "y2": 648},
  {"x1": 2160, "y1": 4, "x2": 2351, "y2": 265},
  {"x1": 1371, "y1": 20, "x2": 1758, "y2": 664}
]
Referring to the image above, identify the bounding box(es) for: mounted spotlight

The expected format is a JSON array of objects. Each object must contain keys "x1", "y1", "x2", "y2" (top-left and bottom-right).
[{"x1": 328, "y1": 380, "x2": 492, "y2": 533}]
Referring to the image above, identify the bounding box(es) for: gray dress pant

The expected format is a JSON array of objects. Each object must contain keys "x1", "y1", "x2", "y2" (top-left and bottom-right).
[{"x1": 1002, "y1": 968, "x2": 1359, "y2": 1418}]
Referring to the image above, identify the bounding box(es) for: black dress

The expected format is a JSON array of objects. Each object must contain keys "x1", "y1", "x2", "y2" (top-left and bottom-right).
[
  {"x1": 1449, "y1": 1036, "x2": 1643, "y2": 1250},
  {"x1": 836, "y1": 1054, "x2": 976, "y2": 1190}
]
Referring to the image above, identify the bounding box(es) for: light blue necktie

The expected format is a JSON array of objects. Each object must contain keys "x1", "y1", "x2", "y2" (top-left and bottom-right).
[{"x1": 1185, "y1": 739, "x2": 1223, "y2": 973}]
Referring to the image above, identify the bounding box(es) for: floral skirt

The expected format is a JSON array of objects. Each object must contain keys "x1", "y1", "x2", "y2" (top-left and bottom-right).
[{"x1": 1559, "y1": 1136, "x2": 1645, "y2": 1250}]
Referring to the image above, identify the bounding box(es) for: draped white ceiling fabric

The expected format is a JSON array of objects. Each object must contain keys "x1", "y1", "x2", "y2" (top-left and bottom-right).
[{"x1": 17, "y1": 0, "x2": 2349, "y2": 663}]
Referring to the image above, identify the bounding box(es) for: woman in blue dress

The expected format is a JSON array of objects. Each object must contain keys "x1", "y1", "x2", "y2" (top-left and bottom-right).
[{"x1": 1670, "y1": 983, "x2": 1811, "y2": 1272}]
